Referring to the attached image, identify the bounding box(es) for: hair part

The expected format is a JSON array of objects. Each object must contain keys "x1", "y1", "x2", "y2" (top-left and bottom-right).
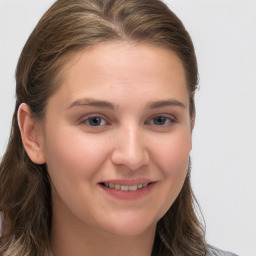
[{"x1": 0, "y1": 0, "x2": 205, "y2": 255}]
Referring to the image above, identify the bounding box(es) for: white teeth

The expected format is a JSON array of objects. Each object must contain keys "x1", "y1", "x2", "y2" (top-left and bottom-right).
[
  {"x1": 128, "y1": 185, "x2": 138, "y2": 191},
  {"x1": 120, "y1": 185, "x2": 128, "y2": 191},
  {"x1": 114, "y1": 184, "x2": 121, "y2": 190},
  {"x1": 109, "y1": 183, "x2": 115, "y2": 189},
  {"x1": 103, "y1": 183, "x2": 149, "y2": 191}
]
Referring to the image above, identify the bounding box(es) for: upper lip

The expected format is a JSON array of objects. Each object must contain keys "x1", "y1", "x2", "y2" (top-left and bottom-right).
[{"x1": 99, "y1": 178, "x2": 155, "y2": 186}]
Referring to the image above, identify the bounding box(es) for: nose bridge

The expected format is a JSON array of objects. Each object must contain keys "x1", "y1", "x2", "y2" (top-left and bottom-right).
[
  {"x1": 111, "y1": 123, "x2": 149, "y2": 170},
  {"x1": 126, "y1": 125, "x2": 141, "y2": 156}
]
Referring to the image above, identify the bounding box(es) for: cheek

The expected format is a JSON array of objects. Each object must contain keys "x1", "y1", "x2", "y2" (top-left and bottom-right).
[
  {"x1": 153, "y1": 130, "x2": 191, "y2": 175},
  {"x1": 43, "y1": 127, "x2": 110, "y2": 184},
  {"x1": 152, "y1": 130, "x2": 191, "y2": 209}
]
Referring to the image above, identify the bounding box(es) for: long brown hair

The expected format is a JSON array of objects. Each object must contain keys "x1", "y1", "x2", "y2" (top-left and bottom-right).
[{"x1": 0, "y1": 0, "x2": 206, "y2": 255}]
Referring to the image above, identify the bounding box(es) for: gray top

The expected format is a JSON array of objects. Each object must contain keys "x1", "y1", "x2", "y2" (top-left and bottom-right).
[{"x1": 207, "y1": 245, "x2": 239, "y2": 256}]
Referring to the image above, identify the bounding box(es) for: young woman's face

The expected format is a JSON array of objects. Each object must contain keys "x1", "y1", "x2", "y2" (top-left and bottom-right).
[{"x1": 40, "y1": 42, "x2": 192, "y2": 237}]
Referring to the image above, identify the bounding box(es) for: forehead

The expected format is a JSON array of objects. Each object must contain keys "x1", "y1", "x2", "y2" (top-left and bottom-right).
[{"x1": 49, "y1": 42, "x2": 189, "y2": 109}]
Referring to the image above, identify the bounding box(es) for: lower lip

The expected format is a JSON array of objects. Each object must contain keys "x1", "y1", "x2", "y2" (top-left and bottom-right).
[{"x1": 99, "y1": 183, "x2": 156, "y2": 201}]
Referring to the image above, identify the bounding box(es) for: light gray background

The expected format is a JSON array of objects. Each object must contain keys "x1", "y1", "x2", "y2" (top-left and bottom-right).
[{"x1": 0, "y1": 1, "x2": 255, "y2": 255}]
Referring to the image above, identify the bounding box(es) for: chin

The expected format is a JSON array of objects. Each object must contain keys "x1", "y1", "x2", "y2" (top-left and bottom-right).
[
  {"x1": 106, "y1": 225, "x2": 154, "y2": 237},
  {"x1": 100, "y1": 215, "x2": 157, "y2": 237}
]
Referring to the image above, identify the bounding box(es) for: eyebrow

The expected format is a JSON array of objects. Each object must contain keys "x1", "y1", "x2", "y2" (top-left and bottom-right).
[
  {"x1": 67, "y1": 98, "x2": 118, "y2": 110},
  {"x1": 67, "y1": 98, "x2": 186, "y2": 111},
  {"x1": 147, "y1": 99, "x2": 186, "y2": 109}
]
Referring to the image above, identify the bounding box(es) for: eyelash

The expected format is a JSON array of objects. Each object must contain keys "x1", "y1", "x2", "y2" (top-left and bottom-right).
[
  {"x1": 79, "y1": 113, "x2": 177, "y2": 128},
  {"x1": 79, "y1": 114, "x2": 110, "y2": 127},
  {"x1": 146, "y1": 114, "x2": 176, "y2": 126}
]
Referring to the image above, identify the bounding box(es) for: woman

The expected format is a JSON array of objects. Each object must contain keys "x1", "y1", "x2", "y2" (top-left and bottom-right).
[{"x1": 0, "y1": 0, "x2": 237, "y2": 255}]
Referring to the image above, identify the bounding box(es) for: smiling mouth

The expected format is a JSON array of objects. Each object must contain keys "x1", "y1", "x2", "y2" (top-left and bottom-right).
[{"x1": 101, "y1": 182, "x2": 151, "y2": 191}]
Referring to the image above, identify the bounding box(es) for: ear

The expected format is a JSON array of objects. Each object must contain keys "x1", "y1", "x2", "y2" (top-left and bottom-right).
[{"x1": 18, "y1": 103, "x2": 46, "y2": 164}]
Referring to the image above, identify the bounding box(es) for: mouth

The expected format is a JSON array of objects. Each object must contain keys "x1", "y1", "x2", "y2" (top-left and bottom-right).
[
  {"x1": 100, "y1": 182, "x2": 152, "y2": 191},
  {"x1": 99, "y1": 180, "x2": 156, "y2": 200}
]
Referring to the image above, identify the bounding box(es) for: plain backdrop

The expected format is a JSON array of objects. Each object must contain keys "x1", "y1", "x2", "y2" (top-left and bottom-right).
[{"x1": 0, "y1": 1, "x2": 255, "y2": 255}]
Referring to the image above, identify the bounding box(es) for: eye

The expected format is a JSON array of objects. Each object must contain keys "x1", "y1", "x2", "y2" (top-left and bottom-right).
[
  {"x1": 84, "y1": 116, "x2": 107, "y2": 126},
  {"x1": 148, "y1": 115, "x2": 175, "y2": 126}
]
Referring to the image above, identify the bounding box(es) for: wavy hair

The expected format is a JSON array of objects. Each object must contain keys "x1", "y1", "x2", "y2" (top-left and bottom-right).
[{"x1": 0, "y1": 0, "x2": 206, "y2": 255}]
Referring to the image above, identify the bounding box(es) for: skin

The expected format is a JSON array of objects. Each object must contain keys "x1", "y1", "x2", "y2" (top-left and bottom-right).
[{"x1": 18, "y1": 42, "x2": 193, "y2": 256}]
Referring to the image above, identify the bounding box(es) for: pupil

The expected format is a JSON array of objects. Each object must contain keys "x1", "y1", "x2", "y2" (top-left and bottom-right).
[
  {"x1": 89, "y1": 117, "x2": 101, "y2": 126},
  {"x1": 153, "y1": 116, "x2": 166, "y2": 125}
]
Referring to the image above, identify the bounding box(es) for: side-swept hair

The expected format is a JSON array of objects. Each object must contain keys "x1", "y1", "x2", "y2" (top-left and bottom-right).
[{"x1": 0, "y1": 0, "x2": 206, "y2": 255}]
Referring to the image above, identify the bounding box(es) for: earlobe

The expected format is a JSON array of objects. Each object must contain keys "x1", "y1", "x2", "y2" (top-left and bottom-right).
[{"x1": 18, "y1": 103, "x2": 46, "y2": 164}]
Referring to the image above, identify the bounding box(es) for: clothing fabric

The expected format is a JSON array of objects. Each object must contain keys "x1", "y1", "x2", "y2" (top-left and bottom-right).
[{"x1": 207, "y1": 245, "x2": 239, "y2": 256}]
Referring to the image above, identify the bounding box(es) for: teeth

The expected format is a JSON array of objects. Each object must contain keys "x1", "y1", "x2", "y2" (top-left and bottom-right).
[
  {"x1": 128, "y1": 185, "x2": 137, "y2": 191},
  {"x1": 120, "y1": 185, "x2": 128, "y2": 191},
  {"x1": 103, "y1": 183, "x2": 149, "y2": 191},
  {"x1": 109, "y1": 183, "x2": 115, "y2": 189},
  {"x1": 114, "y1": 184, "x2": 120, "y2": 190}
]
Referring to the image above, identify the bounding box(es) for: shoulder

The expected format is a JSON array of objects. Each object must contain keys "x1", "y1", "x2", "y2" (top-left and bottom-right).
[{"x1": 207, "y1": 245, "x2": 239, "y2": 256}]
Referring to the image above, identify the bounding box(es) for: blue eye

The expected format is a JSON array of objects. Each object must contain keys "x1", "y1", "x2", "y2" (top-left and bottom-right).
[
  {"x1": 85, "y1": 117, "x2": 106, "y2": 126},
  {"x1": 149, "y1": 116, "x2": 174, "y2": 126}
]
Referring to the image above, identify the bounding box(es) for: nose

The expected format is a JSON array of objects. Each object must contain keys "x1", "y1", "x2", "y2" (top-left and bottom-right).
[{"x1": 111, "y1": 126, "x2": 149, "y2": 171}]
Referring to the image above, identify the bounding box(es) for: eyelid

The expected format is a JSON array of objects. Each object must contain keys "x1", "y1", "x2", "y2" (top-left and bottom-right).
[
  {"x1": 145, "y1": 113, "x2": 177, "y2": 124},
  {"x1": 76, "y1": 112, "x2": 177, "y2": 127},
  {"x1": 78, "y1": 113, "x2": 110, "y2": 126}
]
